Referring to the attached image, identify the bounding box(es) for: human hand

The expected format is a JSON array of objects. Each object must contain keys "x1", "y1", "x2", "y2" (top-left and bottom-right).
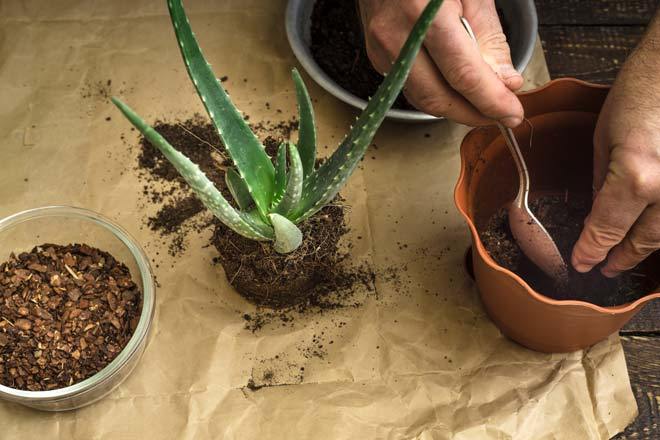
[
  {"x1": 358, "y1": 0, "x2": 524, "y2": 127},
  {"x1": 571, "y1": 40, "x2": 660, "y2": 277}
]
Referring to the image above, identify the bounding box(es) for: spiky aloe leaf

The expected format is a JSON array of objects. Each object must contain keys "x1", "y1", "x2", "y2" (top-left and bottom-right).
[
  {"x1": 269, "y1": 213, "x2": 303, "y2": 253},
  {"x1": 167, "y1": 0, "x2": 275, "y2": 218},
  {"x1": 292, "y1": 69, "x2": 316, "y2": 177},
  {"x1": 225, "y1": 167, "x2": 253, "y2": 211},
  {"x1": 242, "y1": 208, "x2": 275, "y2": 237},
  {"x1": 291, "y1": 0, "x2": 445, "y2": 222},
  {"x1": 272, "y1": 142, "x2": 288, "y2": 207},
  {"x1": 112, "y1": 97, "x2": 274, "y2": 240},
  {"x1": 272, "y1": 143, "x2": 304, "y2": 217}
]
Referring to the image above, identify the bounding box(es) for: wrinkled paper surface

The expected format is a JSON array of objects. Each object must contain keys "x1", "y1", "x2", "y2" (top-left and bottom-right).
[{"x1": 0, "y1": 1, "x2": 637, "y2": 438}]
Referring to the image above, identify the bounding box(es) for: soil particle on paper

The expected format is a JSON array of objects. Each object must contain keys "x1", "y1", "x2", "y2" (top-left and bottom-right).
[
  {"x1": 244, "y1": 354, "x2": 305, "y2": 392},
  {"x1": 81, "y1": 79, "x2": 113, "y2": 100},
  {"x1": 81, "y1": 79, "x2": 134, "y2": 101},
  {"x1": 148, "y1": 196, "x2": 205, "y2": 235},
  {"x1": 0, "y1": 244, "x2": 142, "y2": 391}
]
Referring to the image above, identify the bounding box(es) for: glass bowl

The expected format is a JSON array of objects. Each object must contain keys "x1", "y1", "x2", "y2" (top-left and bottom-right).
[{"x1": 0, "y1": 206, "x2": 155, "y2": 411}]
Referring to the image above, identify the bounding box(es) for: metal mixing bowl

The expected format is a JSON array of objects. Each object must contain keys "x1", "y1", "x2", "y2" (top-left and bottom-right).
[{"x1": 286, "y1": 0, "x2": 538, "y2": 122}]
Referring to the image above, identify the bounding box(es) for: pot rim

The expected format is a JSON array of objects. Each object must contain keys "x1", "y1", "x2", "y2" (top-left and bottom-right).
[
  {"x1": 454, "y1": 78, "x2": 660, "y2": 314},
  {"x1": 0, "y1": 206, "x2": 155, "y2": 401}
]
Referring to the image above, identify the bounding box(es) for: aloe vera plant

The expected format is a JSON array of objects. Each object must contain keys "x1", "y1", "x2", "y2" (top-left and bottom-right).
[{"x1": 113, "y1": 0, "x2": 444, "y2": 253}]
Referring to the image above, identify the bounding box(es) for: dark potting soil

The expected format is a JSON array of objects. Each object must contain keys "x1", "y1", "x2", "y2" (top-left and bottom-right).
[
  {"x1": 0, "y1": 244, "x2": 142, "y2": 391},
  {"x1": 138, "y1": 116, "x2": 228, "y2": 191},
  {"x1": 480, "y1": 194, "x2": 658, "y2": 307},
  {"x1": 137, "y1": 116, "x2": 299, "y2": 256},
  {"x1": 310, "y1": 0, "x2": 511, "y2": 111},
  {"x1": 212, "y1": 202, "x2": 375, "y2": 310},
  {"x1": 310, "y1": 0, "x2": 413, "y2": 111}
]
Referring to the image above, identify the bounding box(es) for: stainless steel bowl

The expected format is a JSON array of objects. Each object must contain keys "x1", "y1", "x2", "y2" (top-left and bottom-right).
[
  {"x1": 0, "y1": 206, "x2": 155, "y2": 411},
  {"x1": 285, "y1": 0, "x2": 538, "y2": 122}
]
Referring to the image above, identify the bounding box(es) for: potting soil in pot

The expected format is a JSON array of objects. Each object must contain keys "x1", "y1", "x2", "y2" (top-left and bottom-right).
[
  {"x1": 310, "y1": 0, "x2": 412, "y2": 110},
  {"x1": 0, "y1": 244, "x2": 142, "y2": 391},
  {"x1": 480, "y1": 193, "x2": 658, "y2": 306}
]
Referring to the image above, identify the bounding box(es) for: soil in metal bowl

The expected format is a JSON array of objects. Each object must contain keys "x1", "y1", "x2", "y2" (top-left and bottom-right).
[
  {"x1": 480, "y1": 193, "x2": 658, "y2": 307},
  {"x1": 0, "y1": 244, "x2": 142, "y2": 391},
  {"x1": 309, "y1": 0, "x2": 511, "y2": 112}
]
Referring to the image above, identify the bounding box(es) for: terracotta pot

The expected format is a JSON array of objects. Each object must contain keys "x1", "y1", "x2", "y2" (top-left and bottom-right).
[{"x1": 454, "y1": 78, "x2": 660, "y2": 353}]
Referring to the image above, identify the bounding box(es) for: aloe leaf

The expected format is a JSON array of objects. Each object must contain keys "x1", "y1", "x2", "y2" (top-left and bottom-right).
[
  {"x1": 112, "y1": 97, "x2": 273, "y2": 240},
  {"x1": 272, "y1": 142, "x2": 288, "y2": 207},
  {"x1": 241, "y1": 208, "x2": 275, "y2": 238},
  {"x1": 225, "y1": 167, "x2": 253, "y2": 211},
  {"x1": 291, "y1": 0, "x2": 445, "y2": 221},
  {"x1": 167, "y1": 0, "x2": 275, "y2": 217},
  {"x1": 269, "y1": 213, "x2": 303, "y2": 253},
  {"x1": 292, "y1": 69, "x2": 316, "y2": 177},
  {"x1": 272, "y1": 143, "x2": 304, "y2": 217}
]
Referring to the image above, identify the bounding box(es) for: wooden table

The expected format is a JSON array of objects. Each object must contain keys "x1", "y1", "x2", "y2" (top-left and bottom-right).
[{"x1": 536, "y1": 1, "x2": 660, "y2": 438}]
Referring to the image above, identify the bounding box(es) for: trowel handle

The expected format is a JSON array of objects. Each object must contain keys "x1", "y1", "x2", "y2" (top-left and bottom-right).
[{"x1": 497, "y1": 124, "x2": 530, "y2": 209}]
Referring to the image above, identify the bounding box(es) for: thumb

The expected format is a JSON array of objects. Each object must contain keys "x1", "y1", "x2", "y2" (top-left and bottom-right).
[
  {"x1": 481, "y1": 35, "x2": 523, "y2": 91},
  {"x1": 464, "y1": 3, "x2": 523, "y2": 91}
]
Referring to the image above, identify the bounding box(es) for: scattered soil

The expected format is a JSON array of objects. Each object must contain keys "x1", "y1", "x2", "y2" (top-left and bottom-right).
[
  {"x1": 0, "y1": 244, "x2": 142, "y2": 391},
  {"x1": 80, "y1": 79, "x2": 134, "y2": 102},
  {"x1": 310, "y1": 0, "x2": 511, "y2": 111},
  {"x1": 147, "y1": 195, "x2": 205, "y2": 235},
  {"x1": 138, "y1": 116, "x2": 228, "y2": 191},
  {"x1": 480, "y1": 194, "x2": 658, "y2": 306},
  {"x1": 81, "y1": 79, "x2": 113, "y2": 100},
  {"x1": 136, "y1": 116, "x2": 300, "y2": 256},
  {"x1": 245, "y1": 354, "x2": 305, "y2": 391}
]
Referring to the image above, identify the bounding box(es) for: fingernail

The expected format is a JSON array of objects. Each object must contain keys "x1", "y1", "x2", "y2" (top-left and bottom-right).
[
  {"x1": 500, "y1": 116, "x2": 522, "y2": 128},
  {"x1": 573, "y1": 263, "x2": 592, "y2": 273},
  {"x1": 601, "y1": 268, "x2": 618, "y2": 278},
  {"x1": 571, "y1": 255, "x2": 593, "y2": 273},
  {"x1": 501, "y1": 65, "x2": 522, "y2": 80}
]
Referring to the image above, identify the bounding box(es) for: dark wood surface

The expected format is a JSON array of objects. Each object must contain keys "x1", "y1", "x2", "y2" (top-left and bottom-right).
[
  {"x1": 538, "y1": 0, "x2": 660, "y2": 83},
  {"x1": 536, "y1": 1, "x2": 659, "y2": 438}
]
